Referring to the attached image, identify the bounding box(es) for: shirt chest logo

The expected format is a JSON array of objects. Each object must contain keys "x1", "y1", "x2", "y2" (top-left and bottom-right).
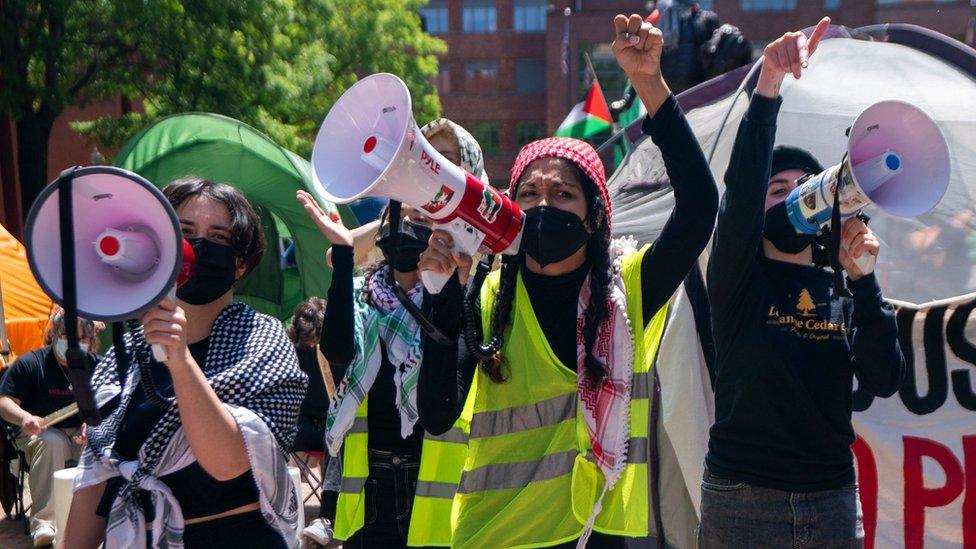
[{"x1": 766, "y1": 287, "x2": 848, "y2": 340}]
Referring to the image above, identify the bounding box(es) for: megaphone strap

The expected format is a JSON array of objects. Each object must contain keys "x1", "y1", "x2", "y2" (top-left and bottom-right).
[
  {"x1": 828, "y1": 161, "x2": 853, "y2": 298},
  {"x1": 56, "y1": 166, "x2": 102, "y2": 426}
]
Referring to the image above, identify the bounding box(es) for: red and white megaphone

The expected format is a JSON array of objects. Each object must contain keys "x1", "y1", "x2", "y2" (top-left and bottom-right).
[
  {"x1": 25, "y1": 167, "x2": 195, "y2": 360},
  {"x1": 311, "y1": 73, "x2": 523, "y2": 293},
  {"x1": 785, "y1": 100, "x2": 951, "y2": 272}
]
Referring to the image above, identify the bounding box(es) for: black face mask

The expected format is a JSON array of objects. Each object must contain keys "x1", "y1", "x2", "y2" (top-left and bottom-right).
[
  {"x1": 763, "y1": 201, "x2": 815, "y2": 255},
  {"x1": 520, "y1": 206, "x2": 589, "y2": 267},
  {"x1": 176, "y1": 237, "x2": 240, "y2": 305},
  {"x1": 375, "y1": 219, "x2": 433, "y2": 273}
]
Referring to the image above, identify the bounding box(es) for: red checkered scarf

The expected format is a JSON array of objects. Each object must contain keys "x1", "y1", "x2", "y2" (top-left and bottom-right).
[{"x1": 510, "y1": 138, "x2": 633, "y2": 492}]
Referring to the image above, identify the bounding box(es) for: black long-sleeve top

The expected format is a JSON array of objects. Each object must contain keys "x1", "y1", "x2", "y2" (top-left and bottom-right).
[
  {"x1": 705, "y1": 93, "x2": 905, "y2": 492},
  {"x1": 320, "y1": 246, "x2": 425, "y2": 453},
  {"x1": 418, "y1": 94, "x2": 720, "y2": 435}
]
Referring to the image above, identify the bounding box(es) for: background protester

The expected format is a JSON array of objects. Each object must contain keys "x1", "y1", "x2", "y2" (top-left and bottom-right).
[
  {"x1": 286, "y1": 297, "x2": 341, "y2": 546},
  {"x1": 287, "y1": 297, "x2": 331, "y2": 455},
  {"x1": 416, "y1": 13, "x2": 718, "y2": 548},
  {"x1": 63, "y1": 178, "x2": 307, "y2": 548},
  {"x1": 701, "y1": 18, "x2": 906, "y2": 548},
  {"x1": 0, "y1": 309, "x2": 103, "y2": 547},
  {"x1": 299, "y1": 117, "x2": 488, "y2": 549}
]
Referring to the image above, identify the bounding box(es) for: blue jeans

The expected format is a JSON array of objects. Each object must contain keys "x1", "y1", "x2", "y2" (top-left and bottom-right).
[{"x1": 698, "y1": 469, "x2": 863, "y2": 548}]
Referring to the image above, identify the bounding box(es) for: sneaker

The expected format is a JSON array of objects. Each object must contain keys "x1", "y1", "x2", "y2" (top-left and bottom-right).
[
  {"x1": 302, "y1": 518, "x2": 334, "y2": 546},
  {"x1": 32, "y1": 524, "x2": 56, "y2": 548}
]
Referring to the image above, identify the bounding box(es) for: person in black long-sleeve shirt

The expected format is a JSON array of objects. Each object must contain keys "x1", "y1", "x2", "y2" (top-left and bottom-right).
[
  {"x1": 699, "y1": 18, "x2": 905, "y2": 548},
  {"x1": 297, "y1": 116, "x2": 491, "y2": 548},
  {"x1": 416, "y1": 14, "x2": 718, "y2": 548}
]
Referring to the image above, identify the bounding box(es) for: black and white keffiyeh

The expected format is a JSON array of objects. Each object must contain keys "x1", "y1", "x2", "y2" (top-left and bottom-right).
[{"x1": 74, "y1": 302, "x2": 307, "y2": 548}]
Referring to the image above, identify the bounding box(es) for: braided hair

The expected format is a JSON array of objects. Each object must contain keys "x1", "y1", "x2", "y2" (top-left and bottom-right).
[{"x1": 480, "y1": 159, "x2": 613, "y2": 383}]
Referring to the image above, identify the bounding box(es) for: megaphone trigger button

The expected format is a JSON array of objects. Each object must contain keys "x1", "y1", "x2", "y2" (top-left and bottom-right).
[{"x1": 363, "y1": 136, "x2": 378, "y2": 154}]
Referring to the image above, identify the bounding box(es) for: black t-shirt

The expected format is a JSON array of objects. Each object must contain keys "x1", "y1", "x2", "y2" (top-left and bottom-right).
[{"x1": 0, "y1": 346, "x2": 99, "y2": 429}]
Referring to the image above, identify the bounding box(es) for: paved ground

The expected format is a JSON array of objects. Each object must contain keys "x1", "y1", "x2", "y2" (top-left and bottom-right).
[{"x1": 0, "y1": 470, "x2": 323, "y2": 548}]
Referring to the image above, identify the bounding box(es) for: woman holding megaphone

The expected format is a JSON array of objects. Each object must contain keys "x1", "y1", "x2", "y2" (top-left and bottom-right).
[
  {"x1": 416, "y1": 14, "x2": 718, "y2": 548},
  {"x1": 700, "y1": 18, "x2": 905, "y2": 547},
  {"x1": 64, "y1": 179, "x2": 307, "y2": 548},
  {"x1": 298, "y1": 119, "x2": 489, "y2": 548}
]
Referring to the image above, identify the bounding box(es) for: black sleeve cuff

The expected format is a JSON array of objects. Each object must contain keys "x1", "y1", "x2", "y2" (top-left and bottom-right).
[
  {"x1": 848, "y1": 272, "x2": 884, "y2": 303},
  {"x1": 330, "y1": 244, "x2": 354, "y2": 267},
  {"x1": 746, "y1": 93, "x2": 782, "y2": 126},
  {"x1": 641, "y1": 94, "x2": 681, "y2": 141},
  {"x1": 424, "y1": 272, "x2": 465, "y2": 336}
]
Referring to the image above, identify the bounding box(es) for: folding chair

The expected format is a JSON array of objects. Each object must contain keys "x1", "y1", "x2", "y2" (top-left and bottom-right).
[
  {"x1": 291, "y1": 451, "x2": 326, "y2": 505},
  {"x1": 1, "y1": 421, "x2": 31, "y2": 535}
]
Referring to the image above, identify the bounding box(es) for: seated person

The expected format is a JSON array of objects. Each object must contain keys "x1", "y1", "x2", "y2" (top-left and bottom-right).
[{"x1": 0, "y1": 309, "x2": 103, "y2": 547}]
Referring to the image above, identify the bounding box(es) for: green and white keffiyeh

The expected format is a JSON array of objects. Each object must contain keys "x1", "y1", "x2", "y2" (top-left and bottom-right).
[{"x1": 325, "y1": 268, "x2": 425, "y2": 455}]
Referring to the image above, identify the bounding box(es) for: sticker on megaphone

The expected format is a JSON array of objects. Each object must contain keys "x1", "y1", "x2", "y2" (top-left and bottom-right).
[{"x1": 311, "y1": 73, "x2": 525, "y2": 293}]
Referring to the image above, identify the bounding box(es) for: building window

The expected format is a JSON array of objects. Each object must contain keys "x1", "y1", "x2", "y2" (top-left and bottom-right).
[
  {"x1": 515, "y1": 60, "x2": 546, "y2": 93},
  {"x1": 740, "y1": 0, "x2": 796, "y2": 11},
  {"x1": 697, "y1": 0, "x2": 714, "y2": 8},
  {"x1": 421, "y1": 0, "x2": 449, "y2": 34},
  {"x1": 464, "y1": 61, "x2": 499, "y2": 91},
  {"x1": 516, "y1": 122, "x2": 546, "y2": 147},
  {"x1": 513, "y1": 0, "x2": 547, "y2": 32},
  {"x1": 470, "y1": 122, "x2": 500, "y2": 154},
  {"x1": 462, "y1": 0, "x2": 497, "y2": 33},
  {"x1": 436, "y1": 64, "x2": 451, "y2": 93},
  {"x1": 824, "y1": 0, "x2": 840, "y2": 9}
]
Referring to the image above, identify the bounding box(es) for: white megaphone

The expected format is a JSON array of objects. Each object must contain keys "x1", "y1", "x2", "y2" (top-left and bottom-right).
[
  {"x1": 311, "y1": 73, "x2": 524, "y2": 293},
  {"x1": 25, "y1": 167, "x2": 194, "y2": 361},
  {"x1": 785, "y1": 100, "x2": 950, "y2": 272}
]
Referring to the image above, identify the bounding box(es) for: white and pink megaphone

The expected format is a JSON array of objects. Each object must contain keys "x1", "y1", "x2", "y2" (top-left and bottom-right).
[
  {"x1": 311, "y1": 73, "x2": 524, "y2": 293},
  {"x1": 785, "y1": 100, "x2": 951, "y2": 272},
  {"x1": 25, "y1": 166, "x2": 193, "y2": 361}
]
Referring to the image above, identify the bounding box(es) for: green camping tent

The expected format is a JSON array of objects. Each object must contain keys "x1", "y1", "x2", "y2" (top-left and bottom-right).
[{"x1": 115, "y1": 112, "x2": 357, "y2": 320}]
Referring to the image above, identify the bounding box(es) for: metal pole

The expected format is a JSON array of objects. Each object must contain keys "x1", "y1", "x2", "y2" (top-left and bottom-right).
[
  {"x1": 0, "y1": 275, "x2": 10, "y2": 367},
  {"x1": 564, "y1": 7, "x2": 573, "y2": 110}
]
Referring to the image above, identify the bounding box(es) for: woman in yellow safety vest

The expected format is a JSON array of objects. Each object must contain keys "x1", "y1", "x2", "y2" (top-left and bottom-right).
[
  {"x1": 416, "y1": 13, "x2": 718, "y2": 548},
  {"x1": 298, "y1": 119, "x2": 488, "y2": 548}
]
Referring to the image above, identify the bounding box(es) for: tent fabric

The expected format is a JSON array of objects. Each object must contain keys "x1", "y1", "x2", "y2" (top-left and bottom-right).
[
  {"x1": 605, "y1": 24, "x2": 976, "y2": 545},
  {"x1": 613, "y1": 24, "x2": 976, "y2": 306},
  {"x1": 0, "y1": 222, "x2": 52, "y2": 363},
  {"x1": 115, "y1": 113, "x2": 357, "y2": 320}
]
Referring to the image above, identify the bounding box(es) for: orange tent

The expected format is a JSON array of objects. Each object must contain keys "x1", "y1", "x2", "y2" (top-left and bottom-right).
[{"x1": 0, "y1": 223, "x2": 52, "y2": 367}]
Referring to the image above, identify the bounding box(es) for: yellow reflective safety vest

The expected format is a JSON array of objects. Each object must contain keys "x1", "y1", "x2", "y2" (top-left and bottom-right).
[
  {"x1": 452, "y1": 244, "x2": 668, "y2": 548},
  {"x1": 333, "y1": 395, "x2": 472, "y2": 546}
]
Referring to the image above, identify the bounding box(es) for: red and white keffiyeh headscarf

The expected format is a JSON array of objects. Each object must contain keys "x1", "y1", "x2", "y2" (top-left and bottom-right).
[{"x1": 510, "y1": 138, "x2": 635, "y2": 496}]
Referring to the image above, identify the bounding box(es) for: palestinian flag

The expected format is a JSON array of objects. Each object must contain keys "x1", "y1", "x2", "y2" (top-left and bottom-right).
[{"x1": 555, "y1": 81, "x2": 612, "y2": 138}]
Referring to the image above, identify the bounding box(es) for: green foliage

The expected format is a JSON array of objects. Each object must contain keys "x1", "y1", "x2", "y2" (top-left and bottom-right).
[{"x1": 2, "y1": 0, "x2": 445, "y2": 160}]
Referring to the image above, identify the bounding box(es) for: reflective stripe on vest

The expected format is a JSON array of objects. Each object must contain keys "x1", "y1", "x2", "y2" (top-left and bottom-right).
[
  {"x1": 334, "y1": 396, "x2": 471, "y2": 547},
  {"x1": 452, "y1": 244, "x2": 669, "y2": 548}
]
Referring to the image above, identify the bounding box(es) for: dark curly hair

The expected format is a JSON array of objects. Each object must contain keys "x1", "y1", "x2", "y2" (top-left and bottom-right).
[
  {"x1": 480, "y1": 159, "x2": 612, "y2": 383},
  {"x1": 287, "y1": 297, "x2": 326, "y2": 348}
]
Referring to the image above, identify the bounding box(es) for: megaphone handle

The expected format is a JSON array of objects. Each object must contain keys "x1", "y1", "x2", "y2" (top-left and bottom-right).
[
  {"x1": 421, "y1": 270, "x2": 451, "y2": 295},
  {"x1": 852, "y1": 253, "x2": 876, "y2": 276},
  {"x1": 151, "y1": 287, "x2": 176, "y2": 362}
]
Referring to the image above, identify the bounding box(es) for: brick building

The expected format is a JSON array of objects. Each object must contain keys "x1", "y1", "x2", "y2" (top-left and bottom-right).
[{"x1": 421, "y1": 0, "x2": 974, "y2": 186}]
